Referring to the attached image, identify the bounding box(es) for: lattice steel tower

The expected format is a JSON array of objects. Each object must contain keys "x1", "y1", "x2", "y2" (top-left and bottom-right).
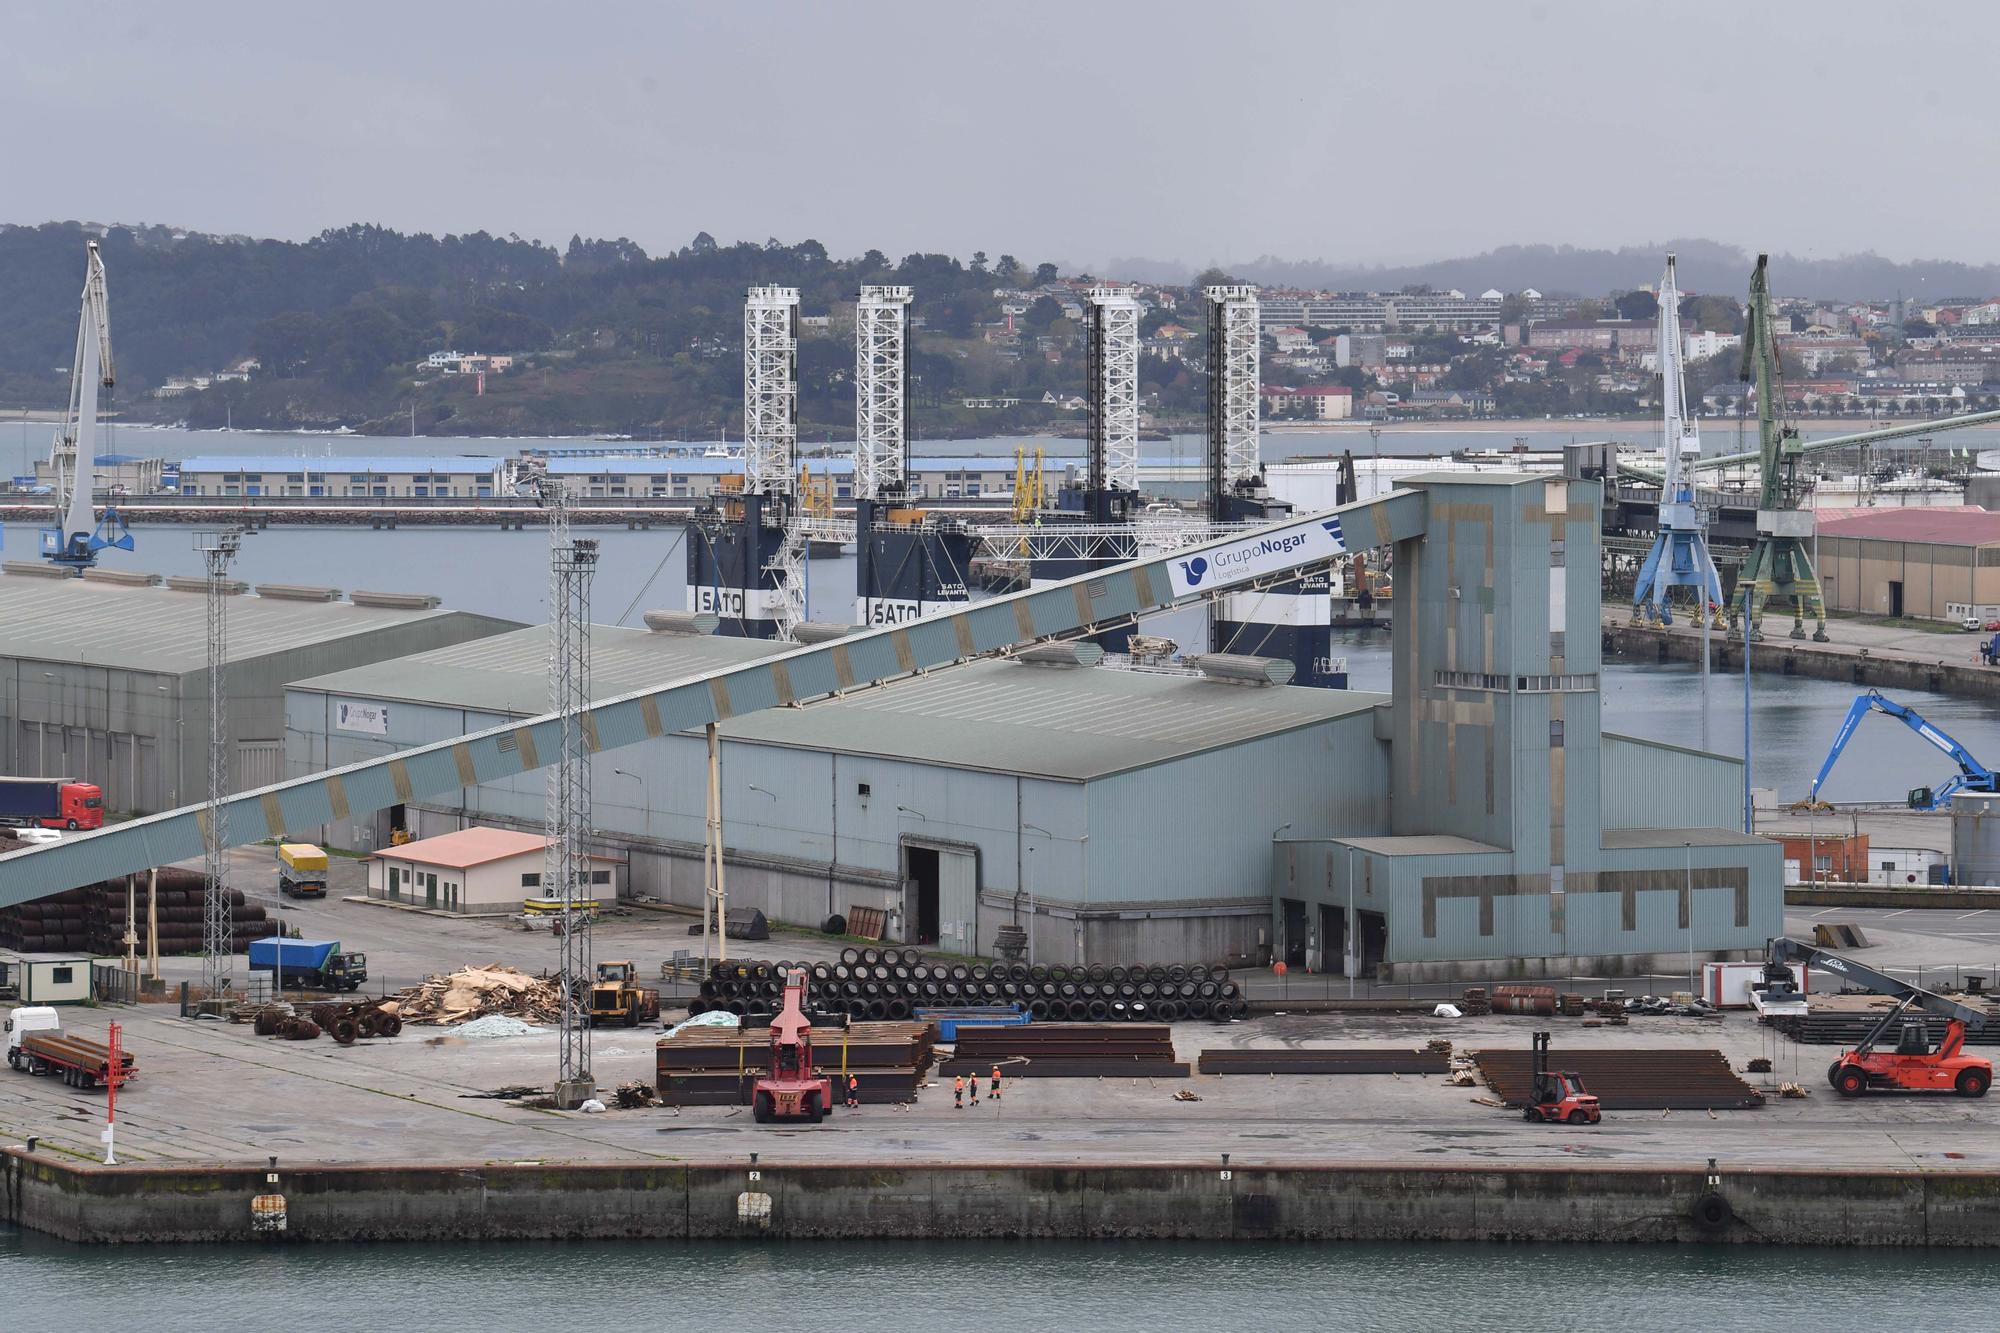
[
  {"x1": 1085, "y1": 287, "x2": 1142, "y2": 496},
  {"x1": 855, "y1": 285, "x2": 914, "y2": 500},
  {"x1": 1204, "y1": 285, "x2": 1263, "y2": 511},
  {"x1": 540, "y1": 477, "x2": 599, "y2": 1105},
  {"x1": 195, "y1": 528, "x2": 241, "y2": 1003},
  {"x1": 742, "y1": 286, "x2": 800, "y2": 500}
]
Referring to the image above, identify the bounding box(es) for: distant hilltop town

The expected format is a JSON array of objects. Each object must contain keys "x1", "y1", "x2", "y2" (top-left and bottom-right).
[{"x1": 6, "y1": 221, "x2": 2000, "y2": 437}]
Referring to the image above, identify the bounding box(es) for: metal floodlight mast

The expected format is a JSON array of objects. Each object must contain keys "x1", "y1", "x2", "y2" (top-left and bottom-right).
[
  {"x1": 1086, "y1": 287, "x2": 1142, "y2": 495},
  {"x1": 1204, "y1": 285, "x2": 1262, "y2": 504},
  {"x1": 195, "y1": 527, "x2": 241, "y2": 1003},
  {"x1": 855, "y1": 285, "x2": 914, "y2": 500},
  {"x1": 743, "y1": 286, "x2": 800, "y2": 499},
  {"x1": 540, "y1": 477, "x2": 598, "y2": 1103}
]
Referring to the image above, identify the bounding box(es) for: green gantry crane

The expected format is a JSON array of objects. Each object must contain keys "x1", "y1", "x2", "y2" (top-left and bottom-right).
[{"x1": 1738, "y1": 252, "x2": 1827, "y2": 642}]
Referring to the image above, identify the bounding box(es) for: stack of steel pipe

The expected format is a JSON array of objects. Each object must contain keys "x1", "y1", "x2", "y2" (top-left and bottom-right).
[
  {"x1": 938, "y1": 1023, "x2": 1188, "y2": 1078},
  {"x1": 1471, "y1": 1047, "x2": 1766, "y2": 1110},
  {"x1": 1766, "y1": 994, "x2": 2000, "y2": 1046},
  {"x1": 655, "y1": 1019, "x2": 936, "y2": 1105},
  {"x1": 0, "y1": 867, "x2": 275, "y2": 955},
  {"x1": 1196, "y1": 1048, "x2": 1450, "y2": 1075},
  {"x1": 685, "y1": 950, "x2": 1246, "y2": 1023}
]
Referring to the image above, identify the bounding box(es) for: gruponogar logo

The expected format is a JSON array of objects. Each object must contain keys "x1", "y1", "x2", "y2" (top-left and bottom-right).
[{"x1": 1175, "y1": 516, "x2": 1344, "y2": 593}]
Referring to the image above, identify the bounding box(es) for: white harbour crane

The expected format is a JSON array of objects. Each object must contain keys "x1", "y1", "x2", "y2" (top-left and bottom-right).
[
  {"x1": 43, "y1": 241, "x2": 134, "y2": 572},
  {"x1": 1630, "y1": 253, "x2": 1722, "y2": 628}
]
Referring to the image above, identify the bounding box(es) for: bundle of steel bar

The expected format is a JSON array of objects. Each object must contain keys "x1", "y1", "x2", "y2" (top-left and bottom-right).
[
  {"x1": 938, "y1": 1023, "x2": 1188, "y2": 1078},
  {"x1": 1196, "y1": 1048, "x2": 1450, "y2": 1075},
  {"x1": 1471, "y1": 1047, "x2": 1765, "y2": 1110},
  {"x1": 688, "y1": 950, "x2": 1245, "y2": 1023},
  {"x1": 1765, "y1": 993, "x2": 2000, "y2": 1046},
  {"x1": 654, "y1": 1019, "x2": 936, "y2": 1106}
]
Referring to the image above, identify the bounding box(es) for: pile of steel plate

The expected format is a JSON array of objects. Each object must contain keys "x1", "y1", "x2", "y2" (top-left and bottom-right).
[
  {"x1": 1196, "y1": 1047, "x2": 1450, "y2": 1075},
  {"x1": 1471, "y1": 1047, "x2": 1765, "y2": 1110},
  {"x1": 655, "y1": 1019, "x2": 936, "y2": 1106},
  {"x1": 939, "y1": 1023, "x2": 1187, "y2": 1078}
]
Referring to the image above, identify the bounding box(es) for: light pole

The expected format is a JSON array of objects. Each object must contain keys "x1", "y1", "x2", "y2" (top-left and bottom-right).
[
  {"x1": 611, "y1": 768, "x2": 649, "y2": 837},
  {"x1": 1368, "y1": 426, "x2": 1382, "y2": 497},
  {"x1": 1684, "y1": 840, "x2": 1695, "y2": 996}
]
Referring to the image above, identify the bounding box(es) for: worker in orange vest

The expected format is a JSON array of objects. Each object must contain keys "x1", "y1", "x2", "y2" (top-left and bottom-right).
[
  {"x1": 846, "y1": 1074, "x2": 860, "y2": 1110},
  {"x1": 990, "y1": 1064, "x2": 1003, "y2": 1101},
  {"x1": 953, "y1": 1074, "x2": 964, "y2": 1109},
  {"x1": 967, "y1": 1069, "x2": 979, "y2": 1105}
]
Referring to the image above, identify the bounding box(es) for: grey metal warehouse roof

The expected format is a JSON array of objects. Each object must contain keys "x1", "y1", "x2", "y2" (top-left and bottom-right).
[
  {"x1": 291, "y1": 625, "x2": 785, "y2": 716},
  {"x1": 0, "y1": 573, "x2": 510, "y2": 675},
  {"x1": 293, "y1": 623, "x2": 1384, "y2": 780},
  {"x1": 724, "y1": 659, "x2": 1381, "y2": 779}
]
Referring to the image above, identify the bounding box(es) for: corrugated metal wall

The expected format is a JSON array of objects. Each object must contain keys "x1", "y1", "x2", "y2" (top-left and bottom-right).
[
  {"x1": 1087, "y1": 710, "x2": 1387, "y2": 904},
  {"x1": 1599, "y1": 733, "x2": 1744, "y2": 830}
]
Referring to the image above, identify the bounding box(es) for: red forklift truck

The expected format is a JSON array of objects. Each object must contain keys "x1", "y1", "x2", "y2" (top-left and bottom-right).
[
  {"x1": 1523, "y1": 1031, "x2": 1601, "y2": 1125},
  {"x1": 1768, "y1": 937, "x2": 1991, "y2": 1098},
  {"x1": 752, "y1": 968, "x2": 834, "y2": 1124}
]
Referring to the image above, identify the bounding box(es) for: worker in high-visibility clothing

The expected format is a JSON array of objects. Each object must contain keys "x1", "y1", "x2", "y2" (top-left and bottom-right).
[
  {"x1": 967, "y1": 1070, "x2": 979, "y2": 1105},
  {"x1": 953, "y1": 1074, "x2": 965, "y2": 1109},
  {"x1": 846, "y1": 1074, "x2": 860, "y2": 1110},
  {"x1": 990, "y1": 1065, "x2": 1003, "y2": 1101}
]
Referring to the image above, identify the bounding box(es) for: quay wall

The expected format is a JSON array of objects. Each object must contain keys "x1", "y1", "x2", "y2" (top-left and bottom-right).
[
  {"x1": 7, "y1": 1150, "x2": 1999, "y2": 1247},
  {"x1": 1602, "y1": 623, "x2": 2000, "y2": 701}
]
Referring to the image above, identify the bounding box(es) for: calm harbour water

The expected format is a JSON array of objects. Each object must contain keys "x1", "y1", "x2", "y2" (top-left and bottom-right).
[{"x1": 0, "y1": 1233, "x2": 1988, "y2": 1328}]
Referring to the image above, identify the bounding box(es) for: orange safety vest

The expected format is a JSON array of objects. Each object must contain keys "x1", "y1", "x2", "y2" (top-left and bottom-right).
[
  {"x1": 954, "y1": 1076, "x2": 964, "y2": 1092},
  {"x1": 991, "y1": 1066, "x2": 1001, "y2": 1080}
]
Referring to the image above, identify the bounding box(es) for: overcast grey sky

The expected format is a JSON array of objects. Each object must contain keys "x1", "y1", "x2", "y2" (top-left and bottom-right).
[{"x1": 4, "y1": 1, "x2": 1995, "y2": 269}]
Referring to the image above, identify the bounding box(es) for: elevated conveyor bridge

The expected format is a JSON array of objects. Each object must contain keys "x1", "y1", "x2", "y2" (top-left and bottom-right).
[{"x1": 0, "y1": 492, "x2": 1428, "y2": 905}]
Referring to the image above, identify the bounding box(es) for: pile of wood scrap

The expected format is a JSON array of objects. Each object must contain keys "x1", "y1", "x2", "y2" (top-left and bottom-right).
[{"x1": 396, "y1": 964, "x2": 563, "y2": 1026}]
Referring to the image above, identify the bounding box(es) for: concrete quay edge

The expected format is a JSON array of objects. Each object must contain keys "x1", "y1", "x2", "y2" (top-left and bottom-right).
[{"x1": 7, "y1": 1147, "x2": 1998, "y2": 1247}]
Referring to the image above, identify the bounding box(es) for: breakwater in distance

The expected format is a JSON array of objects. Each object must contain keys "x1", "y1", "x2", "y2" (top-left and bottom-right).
[{"x1": 8, "y1": 1151, "x2": 1999, "y2": 1247}]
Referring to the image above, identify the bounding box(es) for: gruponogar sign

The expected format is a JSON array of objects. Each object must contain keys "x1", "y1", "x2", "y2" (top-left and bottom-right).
[{"x1": 1166, "y1": 515, "x2": 1347, "y2": 598}]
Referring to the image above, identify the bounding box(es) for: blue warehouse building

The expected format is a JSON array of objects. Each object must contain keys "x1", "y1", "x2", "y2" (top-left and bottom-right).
[{"x1": 280, "y1": 472, "x2": 1780, "y2": 979}]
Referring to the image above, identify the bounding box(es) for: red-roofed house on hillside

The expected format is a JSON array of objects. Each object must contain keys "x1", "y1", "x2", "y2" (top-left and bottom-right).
[
  {"x1": 366, "y1": 826, "x2": 624, "y2": 912},
  {"x1": 1815, "y1": 506, "x2": 2000, "y2": 621}
]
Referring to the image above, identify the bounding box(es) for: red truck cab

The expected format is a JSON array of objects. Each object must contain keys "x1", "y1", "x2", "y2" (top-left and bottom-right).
[{"x1": 0, "y1": 777, "x2": 105, "y2": 831}]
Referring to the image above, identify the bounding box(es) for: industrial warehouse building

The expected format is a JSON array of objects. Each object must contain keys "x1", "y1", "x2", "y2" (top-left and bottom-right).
[
  {"x1": 1815, "y1": 506, "x2": 2000, "y2": 621},
  {"x1": 0, "y1": 570, "x2": 518, "y2": 815},
  {"x1": 542, "y1": 455, "x2": 1030, "y2": 502},
  {"x1": 284, "y1": 472, "x2": 1781, "y2": 978},
  {"x1": 173, "y1": 455, "x2": 507, "y2": 498}
]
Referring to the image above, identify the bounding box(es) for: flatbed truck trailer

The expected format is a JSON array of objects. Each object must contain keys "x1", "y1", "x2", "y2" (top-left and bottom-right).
[{"x1": 5, "y1": 1007, "x2": 134, "y2": 1089}]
